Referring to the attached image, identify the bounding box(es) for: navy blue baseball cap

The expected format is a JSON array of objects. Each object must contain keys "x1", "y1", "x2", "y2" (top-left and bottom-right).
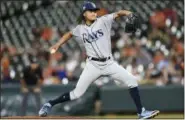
[{"x1": 82, "y1": 1, "x2": 100, "y2": 13}]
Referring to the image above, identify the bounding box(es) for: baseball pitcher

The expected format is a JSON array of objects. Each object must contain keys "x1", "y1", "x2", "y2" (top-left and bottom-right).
[{"x1": 39, "y1": 2, "x2": 159, "y2": 119}]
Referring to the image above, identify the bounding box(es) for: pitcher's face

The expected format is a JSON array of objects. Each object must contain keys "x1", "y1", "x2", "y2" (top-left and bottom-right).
[{"x1": 83, "y1": 10, "x2": 97, "y2": 21}]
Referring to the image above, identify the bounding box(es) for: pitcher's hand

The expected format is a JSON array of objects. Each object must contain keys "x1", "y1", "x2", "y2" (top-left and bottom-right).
[{"x1": 49, "y1": 43, "x2": 60, "y2": 54}]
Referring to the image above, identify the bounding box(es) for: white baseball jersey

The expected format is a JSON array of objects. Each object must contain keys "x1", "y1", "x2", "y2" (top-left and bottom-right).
[
  {"x1": 69, "y1": 13, "x2": 138, "y2": 100},
  {"x1": 71, "y1": 13, "x2": 115, "y2": 58}
]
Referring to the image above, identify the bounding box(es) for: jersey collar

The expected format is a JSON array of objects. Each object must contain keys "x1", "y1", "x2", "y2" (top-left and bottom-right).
[{"x1": 85, "y1": 19, "x2": 97, "y2": 27}]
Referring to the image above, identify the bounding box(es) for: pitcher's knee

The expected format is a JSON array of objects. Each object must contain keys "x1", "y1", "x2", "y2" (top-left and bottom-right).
[
  {"x1": 127, "y1": 77, "x2": 138, "y2": 88},
  {"x1": 69, "y1": 89, "x2": 85, "y2": 100}
]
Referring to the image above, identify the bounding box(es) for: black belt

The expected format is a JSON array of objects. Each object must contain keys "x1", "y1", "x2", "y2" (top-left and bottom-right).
[{"x1": 88, "y1": 56, "x2": 111, "y2": 62}]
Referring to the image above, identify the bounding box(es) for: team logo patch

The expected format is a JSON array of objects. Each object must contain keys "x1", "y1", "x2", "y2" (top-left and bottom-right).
[{"x1": 82, "y1": 29, "x2": 104, "y2": 43}]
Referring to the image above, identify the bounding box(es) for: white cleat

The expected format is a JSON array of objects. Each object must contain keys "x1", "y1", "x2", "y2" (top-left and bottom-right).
[
  {"x1": 138, "y1": 107, "x2": 160, "y2": 119},
  {"x1": 39, "y1": 103, "x2": 52, "y2": 117}
]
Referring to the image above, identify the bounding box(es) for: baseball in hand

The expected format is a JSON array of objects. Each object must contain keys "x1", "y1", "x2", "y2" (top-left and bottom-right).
[{"x1": 50, "y1": 48, "x2": 56, "y2": 54}]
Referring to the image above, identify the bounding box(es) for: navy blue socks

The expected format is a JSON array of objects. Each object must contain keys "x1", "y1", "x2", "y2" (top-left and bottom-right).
[
  {"x1": 48, "y1": 87, "x2": 143, "y2": 114},
  {"x1": 129, "y1": 87, "x2": 143, "y2": 114},
  {"x1": 49, "y1": 92, "x2": 70, "y2": 106}
]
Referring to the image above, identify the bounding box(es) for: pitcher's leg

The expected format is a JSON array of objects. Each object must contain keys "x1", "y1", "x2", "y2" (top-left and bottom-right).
[
  {"x1": 109, "y1": 62, "x2": 142, "y2": 113},
  {"x1": 109, "y1": 62, "x2": 138, "y2": 88},
  {"x1": 49, "y1": 62, "x2": 100, "y2": 106},
  {"x1": 39, "y1": 61, "x2": 101, "y2": 116},
  {"x1": 109, "y1": 62, "x2": 160, "y2": 118},
  {"x1": 69, "y1": 62, "x2": 101, "y2": 100}
]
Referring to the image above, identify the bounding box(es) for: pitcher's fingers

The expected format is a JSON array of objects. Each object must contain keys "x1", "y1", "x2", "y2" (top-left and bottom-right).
[{"x1": 50, "y1": 48, "x2": 57, "y2": 54}]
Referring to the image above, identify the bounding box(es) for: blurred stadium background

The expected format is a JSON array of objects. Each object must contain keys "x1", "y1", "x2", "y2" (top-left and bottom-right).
[{"x1": 0, "y1": 0, "x2": 184, "y2": 119}]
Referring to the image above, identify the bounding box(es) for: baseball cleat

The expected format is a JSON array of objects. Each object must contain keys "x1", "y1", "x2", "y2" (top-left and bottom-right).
[
  {"x1": 138, "y1": 107, "x2": 160, "y2": 119},
  {"x1": 39, "y1": 103, "x2": 52, "y2": 117}
]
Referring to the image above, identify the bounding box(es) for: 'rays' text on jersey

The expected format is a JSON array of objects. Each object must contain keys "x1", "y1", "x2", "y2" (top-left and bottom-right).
[{"x1": 82, "y1": 29, "x2": 104, "y2": 43}]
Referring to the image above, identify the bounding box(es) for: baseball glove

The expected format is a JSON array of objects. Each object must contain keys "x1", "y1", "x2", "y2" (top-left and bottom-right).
[{"x1": 125, "y1": 13, "x2": 141, "y2": 33}]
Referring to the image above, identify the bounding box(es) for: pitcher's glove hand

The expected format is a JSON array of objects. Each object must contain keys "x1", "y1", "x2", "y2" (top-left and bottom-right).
[{"x1": 125, "y1": 13, "x2": 141, "y2": 33}]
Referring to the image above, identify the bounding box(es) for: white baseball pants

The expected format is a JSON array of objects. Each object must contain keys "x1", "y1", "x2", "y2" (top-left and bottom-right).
[{"x1": 70, "y1": 58, "x2": 138, "y2": 100}]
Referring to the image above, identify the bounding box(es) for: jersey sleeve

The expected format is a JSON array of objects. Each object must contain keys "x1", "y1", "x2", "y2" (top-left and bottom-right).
[
  {"x1": 71, "y1": 25, "x2": 81, "y2": 37},
  {"x1": 101, "y1": 13, "x2": 116, "y2": 29}
]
